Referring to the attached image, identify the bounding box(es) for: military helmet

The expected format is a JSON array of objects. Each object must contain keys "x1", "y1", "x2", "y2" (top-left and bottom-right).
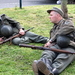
[
  {"x1": 1, "y1": 25, "x2": 13, "y2": 37},
  {"x1": 56, "y1": 35, "x2": 70, "y2": 48}
]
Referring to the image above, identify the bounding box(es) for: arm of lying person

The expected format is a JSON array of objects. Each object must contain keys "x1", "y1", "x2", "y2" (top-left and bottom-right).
[
  {"x1": 19, "y1": 28, "x2": 25, "y2": 35},
  {"x1": 0, "y1": 37, "x2": 4, "y2": 42}
]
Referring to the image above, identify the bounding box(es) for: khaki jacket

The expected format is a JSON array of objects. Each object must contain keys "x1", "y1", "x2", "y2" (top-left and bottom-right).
[{"x1": 50, "y1": 19, "x2": 75, "y2": 47}]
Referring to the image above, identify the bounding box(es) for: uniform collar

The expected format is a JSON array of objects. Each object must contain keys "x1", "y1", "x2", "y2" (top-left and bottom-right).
[{"x1": 56, "y1": 19, "x2": 64, "y2": 25}]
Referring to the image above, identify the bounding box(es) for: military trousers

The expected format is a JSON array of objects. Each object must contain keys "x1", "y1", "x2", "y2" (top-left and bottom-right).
[
  {"x1": 12, "y1": 31, "x2": 48, "y2": 45},
  {"x1": 41, "y1": 44, "x2": 75, "y2": 74}
]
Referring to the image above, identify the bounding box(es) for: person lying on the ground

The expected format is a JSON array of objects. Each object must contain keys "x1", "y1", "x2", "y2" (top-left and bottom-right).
[{"x1": 0, "y1": 14, "x2": 49, "y2": 45}]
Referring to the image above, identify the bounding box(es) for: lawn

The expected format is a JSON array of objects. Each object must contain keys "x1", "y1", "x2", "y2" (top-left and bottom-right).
[{"x1": 0, "y1": 4, "x2": 75, "y2": 75}]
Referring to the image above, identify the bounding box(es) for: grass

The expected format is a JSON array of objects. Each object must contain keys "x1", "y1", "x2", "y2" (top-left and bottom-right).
[{"x1": 0, "y1": 4, "x2": 75, "y2": 75}]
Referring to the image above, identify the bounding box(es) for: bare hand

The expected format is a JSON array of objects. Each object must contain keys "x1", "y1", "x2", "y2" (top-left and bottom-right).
[
  {"x1": 44, "y1": 42, "x2": 51, "y2": 47},
  {"x1": 19, "y1": 29, "x2": 25, "y2": 35},
  {"x1": 0, "y1": 37, "x2": 4, "y2": 42}
]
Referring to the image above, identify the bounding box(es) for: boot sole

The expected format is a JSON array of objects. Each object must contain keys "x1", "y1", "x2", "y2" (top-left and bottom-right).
[
  {"x1": 37, "y1": 61, "x2": 53, "y2": 75},
  {"x1": 32, "y1": 61, "x2": 38, "y2": 75}
]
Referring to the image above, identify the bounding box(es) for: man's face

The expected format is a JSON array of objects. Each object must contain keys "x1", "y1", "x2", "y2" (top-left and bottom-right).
[{"x1": 49, "y1": 11, "x2": 59, "y2": 23}]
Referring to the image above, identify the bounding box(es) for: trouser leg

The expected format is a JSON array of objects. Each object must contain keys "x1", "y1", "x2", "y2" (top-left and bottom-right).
[
  {"x1": 52, "y1": 47, "x2": 75, "y2": 74},
  {"x1": 12, "y1": 36, "x2": 31, "y2": 45},
  {"x1": 25, "y1": 31, "x2": 49, "y2": 44},
  {"x1": 32, "y1": 50, "x2": 56, "y2": 75},
  {"x1": 41, "y1": 44, "x2": 60, "y2": 64},
  {"x1": 39, "y1": 58, "x2": 53, "y2": 71},
  {"x1": 38, "y1": 45, "x2": 60, "y2": 75},
  {"x1": 12, "y1": 31, "x2": 49, "y2": 45},
  {"x1": 32, "y1": 45, "x2": 60, "y2": 75}
]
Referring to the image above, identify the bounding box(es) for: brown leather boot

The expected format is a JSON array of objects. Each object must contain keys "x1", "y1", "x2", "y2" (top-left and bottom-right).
[
  {"x1": 37, "y1": 61, "x2": 54, "y2": 75},
  {"x1": 32, "y1": 60, "x2": 45, "y2": 75},
  {"x1": 32, "y1": 60, "x2": 38, "y2": 75}
]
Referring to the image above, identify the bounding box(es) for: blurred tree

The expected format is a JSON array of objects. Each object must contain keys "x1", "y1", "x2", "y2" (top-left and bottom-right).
[
  {"x1": 68, "y1": 0, "x2": 74, "y2": 4},
  {"x1": 61, "y1": 0, "x2": 69, "y2": 19}
]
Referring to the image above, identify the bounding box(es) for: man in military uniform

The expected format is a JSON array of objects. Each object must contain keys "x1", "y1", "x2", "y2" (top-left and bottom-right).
[
  {"x1": 0, "y1": 14, "x2": 49, "y2": 45},
  {"x1": 32, "y1": 7, "x2": 75, "y2": 75}
]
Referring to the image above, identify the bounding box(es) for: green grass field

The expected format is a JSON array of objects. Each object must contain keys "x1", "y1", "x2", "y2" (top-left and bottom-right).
[{"x1": 0, "y1": 4, "x2": 75, "y2": 75}]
